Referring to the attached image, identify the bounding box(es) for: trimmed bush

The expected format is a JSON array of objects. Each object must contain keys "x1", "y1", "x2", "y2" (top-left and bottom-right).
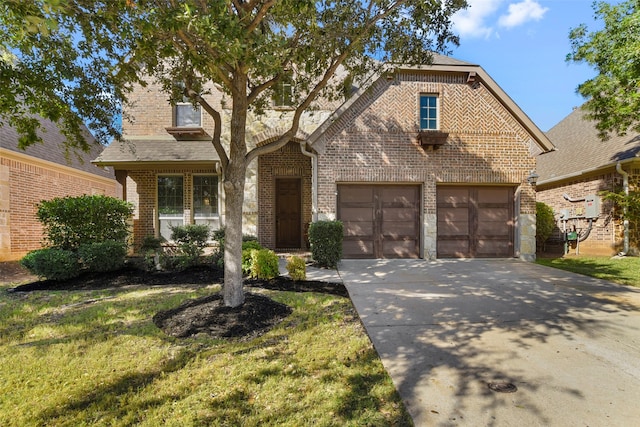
[
  {"x1": 242, "y1": 241, "x2": 264, "y2": 275},
  {"x1": 286, "y1": 255, "x2": 306, "y2": 281},
  {"x1": 308, "y1": 220, "x2": 343, "y2": 268},
  {"x1": 249, "y1": 249, "x2": 279, "y2": 280},
  {"x1": 170, "y1": 224, "x2": 211, "y2": 269},
  {"x1": 78, "y1": 241, "x2": 127, "y2": 273},
  {"x1": 536, "y1": 202, "x2": 555, "y2": 251},
  {"x1": 20, "y1": 248, "x2": 81, "y2": 281},
  {"x1": 36, "y1": 195, "x2": 133, "y2": 251}
]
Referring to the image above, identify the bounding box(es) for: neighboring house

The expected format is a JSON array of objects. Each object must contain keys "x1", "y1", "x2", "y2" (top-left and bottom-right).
[
  {"x1": 537, "y1": 107, "x2": 640, "y2": 256},
  {"x1": 0, "y1": 117, "x2": 119, "y2": 261},
  {"x1": 94, "y1": 54, "x2": 553, "y2": 260}
]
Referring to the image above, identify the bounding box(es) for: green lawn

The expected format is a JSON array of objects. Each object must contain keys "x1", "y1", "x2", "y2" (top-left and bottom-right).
[
  {"x1": 0, "y1": 280, "x2": 412, "y2": 426},
  {"x1": 536, "y1": 256, "x2": 640, "y2": 287}
]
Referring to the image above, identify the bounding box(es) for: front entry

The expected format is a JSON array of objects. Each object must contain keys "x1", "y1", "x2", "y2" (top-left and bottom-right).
[{"x1": 275, "y1": 178, "x2": 302, "y2": 249}]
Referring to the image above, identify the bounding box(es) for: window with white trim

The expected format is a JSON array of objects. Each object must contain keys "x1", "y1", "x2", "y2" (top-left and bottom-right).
[
  {"x1": 175, "y1": 103, "x2": 202, "y2": 127},
  {"x1": 419, "y1": 94, "x2": 439, "y2": 130},
  {"x1": 157, "y1": 175, "x2": 184, "y2": 240}
]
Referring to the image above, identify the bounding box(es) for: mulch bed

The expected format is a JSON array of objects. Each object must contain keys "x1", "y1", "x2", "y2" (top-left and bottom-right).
[{"x1": 4, "y1": 264, "x2": 347, "y2": 340}]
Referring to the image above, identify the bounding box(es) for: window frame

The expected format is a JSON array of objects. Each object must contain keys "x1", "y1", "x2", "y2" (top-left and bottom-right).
[
  {"x1": 192, "y1": 174, "x2": 219, "y2": 219},
  {"x1": 174, "y1": 103, "x2": 202, "y2": 128},
  {"x1": 419, "y1": 94, "x2": 439, "y2": 131}
]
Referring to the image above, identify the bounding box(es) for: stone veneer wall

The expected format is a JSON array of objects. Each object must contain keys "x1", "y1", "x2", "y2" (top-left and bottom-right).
[
  {"x1": 0, "y1": 153, "x2": 118, "y2": 261},
  {"x1": 314, "y1": 71, "x2": 538, "y2": 259}
]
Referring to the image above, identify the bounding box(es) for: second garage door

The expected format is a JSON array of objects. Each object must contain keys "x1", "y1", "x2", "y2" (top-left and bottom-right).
[
  {"x1": 437, "y1": 186, "x2": 515, "y2": 258},
  {"x1": 338, "y1": 184, "x2": 420, "y2": 259}
]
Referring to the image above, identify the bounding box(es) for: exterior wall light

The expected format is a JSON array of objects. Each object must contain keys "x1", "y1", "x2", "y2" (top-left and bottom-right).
[{"x1": 527, "y1": 170, "x2": 539, "y2": 186}]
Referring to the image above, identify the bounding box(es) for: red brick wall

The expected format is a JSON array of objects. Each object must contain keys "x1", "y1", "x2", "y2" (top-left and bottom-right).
[
  {"x1": 1, "y1": 156, "x2": 118, "y2": 260},
  {"x1": 537, "y1": 168, "x2": 640, "y2": 256},
  {"x1": 315, "y1": 71, "x2": 537, "y2": 221}
]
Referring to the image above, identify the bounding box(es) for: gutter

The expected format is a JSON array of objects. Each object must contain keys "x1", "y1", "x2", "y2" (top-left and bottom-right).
[{"x1": 616, "y1": 162, "x2": 630, "y2": 255}]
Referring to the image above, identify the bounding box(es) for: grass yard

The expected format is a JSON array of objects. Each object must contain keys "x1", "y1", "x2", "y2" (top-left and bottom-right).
[
  {"x1": 536, "y1": 255, "x2": 640, "y2": 287},
  {"x1": 0, "y1": 275, "x2": 412, "y2": 426}
]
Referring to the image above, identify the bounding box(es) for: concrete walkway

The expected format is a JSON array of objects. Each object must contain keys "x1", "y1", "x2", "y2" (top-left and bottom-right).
[{"x1": 338, "y1": 258, "x2": 640, "y2": 427}]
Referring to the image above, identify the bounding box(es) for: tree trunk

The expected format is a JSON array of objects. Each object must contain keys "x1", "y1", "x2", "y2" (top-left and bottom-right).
[{"x1": 223, "y1": 72, "x2": 249, "y2": 308}]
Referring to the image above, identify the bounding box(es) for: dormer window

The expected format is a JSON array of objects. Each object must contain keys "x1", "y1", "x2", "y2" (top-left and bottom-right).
[
  {"x1": 175, "y1": 103, "x2": 202, "y2": 127},
  {"x1": 419, "y1": 94, "x2": 439, "y2": 130}
]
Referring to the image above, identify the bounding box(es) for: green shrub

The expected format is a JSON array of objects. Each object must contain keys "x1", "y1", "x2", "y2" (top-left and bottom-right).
[
  {"x1": 20, "y1": 248, "x2": 81, "y2": 281},
  {"x1": 214, "y1": 227, "x2": 261, "y2": 270},
  {"x1": 536, "y1": 202, "x2": 555, "y2": 251},
  {"x1": 308, "y1": 220, "x2": 343, "y2": 268},
  {"x1": 36, "y1": 195, "x2": 133, "y2": 251},
  {"x1": 242, "y1": 241, "x2": 264, "y2": 275},
  {"x1": 286, "y1": 255, "x2": 307, "y2": 281},
  {"x1": 249, "y1": 248, "x2": 280, "y2": 280},
  {"x1": 170, "y1": 224, "x2": 210, "y2": 269},
  {"x1": 78, "y1": 241, "x2": 127, "y2": 272}
]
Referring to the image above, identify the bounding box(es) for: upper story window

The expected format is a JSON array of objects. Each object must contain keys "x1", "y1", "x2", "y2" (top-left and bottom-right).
[
  {"x1": 175, "y1": 103, "x2": 202, "y2": 127},
  {"x1": 272, "y1": 75, "x2": 294, "y2": 108},
  {"x1": 419, "y1": 94, "x2": 439, "y2": 130}
]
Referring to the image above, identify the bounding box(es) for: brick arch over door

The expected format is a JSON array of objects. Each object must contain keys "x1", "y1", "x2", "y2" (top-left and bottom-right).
[{"x1": 257, "y1": 141, "x2": 312, "y2": 250}]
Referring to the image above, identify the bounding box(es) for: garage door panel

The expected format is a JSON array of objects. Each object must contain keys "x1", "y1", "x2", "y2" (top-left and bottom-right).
[
  {"x1": 383, "y1": 239, "x2": 419, "y2": 258},
  {"x1": 340, "y1": 207, "x2": 374, "y2": 222},
  {"x1": 343, "y1": 221, "x2": 373, "y2": 237},
  {"x1": 437, "y1": 186, "x2": 514, "y2": 258},
  {"x1": 339, "y1": 184, "x2": 420, "y2": 259},
  {"x1": 343, "y1": 239, "x2": 374, "y2": 258}
]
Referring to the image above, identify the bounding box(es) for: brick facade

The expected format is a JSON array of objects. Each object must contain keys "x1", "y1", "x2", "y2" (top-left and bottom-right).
[
  {"x1": 0, "y1": 151, "x2": 118, "y2": 260},
  {"x1": 537, "y1": 167, "x2": 640, "y2": 256},
  {"x1": 312, "y1": 71, "x2": 538, "y2": 259}
]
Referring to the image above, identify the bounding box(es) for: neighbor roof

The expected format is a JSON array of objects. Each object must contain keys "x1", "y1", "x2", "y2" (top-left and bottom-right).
[
  {"x1": 0, "y1": 117, "x2": 115, "y2": 179},
  {"x1": 93, "y1": 136, "x2": 221, "y2": 167},
  {"x1": 537, "y1": 107, "x2": 640, "y2": 185}
]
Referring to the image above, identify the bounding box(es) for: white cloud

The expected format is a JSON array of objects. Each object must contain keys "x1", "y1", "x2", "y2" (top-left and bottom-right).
[
  {"x1": 498, "y1": 0, "x2": 548, "y2": 28},
  {"x1": 452, "y1": 0, "x2": 503, "y2": 39},
  {"x1": 452, "y1": 0, "x2": 549, "y2": 39}
]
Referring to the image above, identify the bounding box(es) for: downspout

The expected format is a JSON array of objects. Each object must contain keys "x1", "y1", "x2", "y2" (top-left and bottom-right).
[
  {"x1": 300, "y1": 142, "x2": 318, "y2": 222},
  {"x1": 616, "y1": 162, "x2": 630, "y2": 255}
]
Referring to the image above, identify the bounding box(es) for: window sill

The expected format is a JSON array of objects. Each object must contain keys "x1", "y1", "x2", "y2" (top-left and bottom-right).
[
  {"x1": 166, "y1": 126, "x2": 209, "y2": 139},
  {"x1": 417, "y1": 130, "x2": 449, "y2": 149}
]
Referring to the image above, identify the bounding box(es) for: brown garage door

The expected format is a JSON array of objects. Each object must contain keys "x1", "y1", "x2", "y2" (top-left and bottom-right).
[
  {"x1": 437, "y1": 186, "x2": 514, "y2": 258},
  {"x1": 338, "y1": 184, "x2": 420, "y2": 259}
]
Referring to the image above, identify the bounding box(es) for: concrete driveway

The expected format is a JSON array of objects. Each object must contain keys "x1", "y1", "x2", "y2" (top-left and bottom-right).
[{"x1": 338, "y1": 259, "x2": 640, "y2": 427}]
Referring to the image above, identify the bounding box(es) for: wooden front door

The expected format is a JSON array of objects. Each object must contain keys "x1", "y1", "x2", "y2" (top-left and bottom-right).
[{"x1": 275, "y1": 178, "x2": 302, "y2": 249}]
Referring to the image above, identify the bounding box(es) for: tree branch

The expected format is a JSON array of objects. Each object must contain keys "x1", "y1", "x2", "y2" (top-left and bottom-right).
[{"x1": 188, "y1": 89, "x2": 229, "y2": 172}]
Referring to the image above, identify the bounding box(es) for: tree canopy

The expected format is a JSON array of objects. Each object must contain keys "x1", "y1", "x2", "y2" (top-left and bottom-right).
[
  {"x1": 2, "y1": 0, "x2": 467, "y2": 307},
  {"x1": 567, "y1": 0, "x2": 640, "y2": 140}
]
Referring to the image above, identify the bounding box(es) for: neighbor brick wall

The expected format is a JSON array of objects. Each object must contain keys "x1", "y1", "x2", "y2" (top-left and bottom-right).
[
  {"x1": 315, "y1": 71, "x2": 537, "y2": 258},
  {"x1": 537, "y1": 168, "x2": 640, "y2": 256},
  {"x1": 0, "y1": 155, "x2": 118, "y2": 261}
]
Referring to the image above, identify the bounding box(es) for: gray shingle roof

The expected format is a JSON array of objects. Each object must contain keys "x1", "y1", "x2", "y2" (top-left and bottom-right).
[
  {"x1": 538, "y1": 107, "x2": 640, "y2": 184},
  {"x1": 93, "y1": 137, "x2": 220, "y2": 165},
  {"x1": 0, "y1": 117, "x2": 115, "y2": 179}
]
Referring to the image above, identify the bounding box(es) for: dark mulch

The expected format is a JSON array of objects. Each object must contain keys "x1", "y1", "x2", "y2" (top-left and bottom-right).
[{"x1": 5, "y1": 264, "x2": 347, "y2": 340}]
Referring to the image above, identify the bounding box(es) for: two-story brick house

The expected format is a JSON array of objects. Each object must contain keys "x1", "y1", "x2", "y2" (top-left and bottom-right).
[{"x1": 94, "y1": 54, "x2": 554, "y2": 260}]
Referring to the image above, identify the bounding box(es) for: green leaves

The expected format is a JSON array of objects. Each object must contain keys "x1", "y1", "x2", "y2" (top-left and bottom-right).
[{"x1": 568, "y1": 0, "x2": 640, "y2": 139}]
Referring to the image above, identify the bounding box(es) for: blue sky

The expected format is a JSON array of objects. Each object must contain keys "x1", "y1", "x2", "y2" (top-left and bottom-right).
[{"x1": 449, "y1": 0, "x2": 603, "y2": 132}]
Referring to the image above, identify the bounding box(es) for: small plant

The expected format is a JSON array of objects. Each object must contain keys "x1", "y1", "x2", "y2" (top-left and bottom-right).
[
  {"x1": 309, "y1": 220, "x2": 343, "y2": 268},
  {"x1": 78, "y1": 241, "x2": 127, "y2": 272},
  {"x1": 536, "y1": 202, "x2": 555, "y2": 252},
  {"x1": 242, "y1": 240, "x2": 263, "y2": 275},
  {"x1": 249, "y1": 248, "x2": 280, "y2": 280},
  {"x1": 286, "y1": 255, "x2": 307, "y2": 281},
  {"x1": 170, "y1": 224, "x2": 210, "y2": 269},
  {"x1": 20, "y1": 248, "x2": 81, "y2": 281}
]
